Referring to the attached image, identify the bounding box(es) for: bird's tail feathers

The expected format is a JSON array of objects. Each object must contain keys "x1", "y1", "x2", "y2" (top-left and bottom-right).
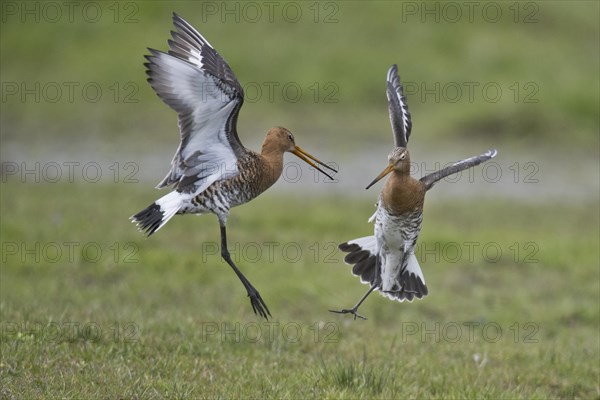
[
  {"x1": 381, "y1": 253, "x2": 428, "y2": 302},
  {"x1": 339, "y1": 236, "x2": 378, "y2": 285},
  {"x1": 131, "y1": 191, "x2": 186, "y2": 237},
  {"x1": 339, "y1": 237, "x2": 429, "y2": 302}
]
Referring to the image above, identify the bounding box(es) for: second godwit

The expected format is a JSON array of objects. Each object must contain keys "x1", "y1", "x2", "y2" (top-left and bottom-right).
[
  {"x1": 330, "y1": 65, "x2": 497, "y2": 320},
  {"x1": 131, "y1": 14, "x2": 337, "y2": 319}
]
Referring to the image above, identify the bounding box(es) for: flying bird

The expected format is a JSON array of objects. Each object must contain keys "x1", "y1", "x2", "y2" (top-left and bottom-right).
[
  {"x1": 131, "y1": 13, "x2": 337, "y2": 319},
  {"x1": 331, "y1": 65, "x2": 497, "y2": 320}
]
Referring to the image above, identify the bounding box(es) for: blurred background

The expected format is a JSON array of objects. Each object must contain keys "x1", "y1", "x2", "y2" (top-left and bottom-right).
[
  {"x1": 1, "y1": 1, "x2": 598, "y2": 398},
  {"x1": 2, "y1": 1, "x2": 598, "y2": 198}
]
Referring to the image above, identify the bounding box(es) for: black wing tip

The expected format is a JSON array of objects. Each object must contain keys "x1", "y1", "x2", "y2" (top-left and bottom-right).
[
  {"x1": 386, "y1": 64, "x2": 407, "y2": 97},
  {"x1": 131, "y1": 203, "x2": 164, "y2": 237},
  {"x1": 172, "y1": 12, "x2": 184, "y2": 23},
  {"x1": 144, "y1": 49, "x2": 169, "y2": 72},
  {"x1": 387, "y1": 64, "x2": 399, "y2": 80},
  {"x1": 386, "y1": 63, "x2": 412, "y2": 146},
  {"x1": 387, "y1": 64, "x2": 404, "y2": 92},
  {"x1": 171, "y1": 13, "x2": 195, "y2": 38},
  {"x1": 171, "y1": 12, "x2": 209, "y2": 45},
  {"x1": 145, "y1": 48, "x2": 163, "y2": 59},
  {"x1": 386, "y1": 69, "x2": 400, "y2": 92}
]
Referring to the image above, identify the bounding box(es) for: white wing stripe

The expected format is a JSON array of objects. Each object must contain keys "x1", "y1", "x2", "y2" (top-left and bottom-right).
[{"x1": 146, "y1": 15, "x2": 244, "y2": 193}]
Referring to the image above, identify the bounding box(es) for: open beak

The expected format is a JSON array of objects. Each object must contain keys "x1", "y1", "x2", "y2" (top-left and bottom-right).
[
  {"x1": 291, "y1": 146, "x2": 337, "y2": 180},
  {"x1": 365, "y1": 163, "x2": 394, "y2": 190}
]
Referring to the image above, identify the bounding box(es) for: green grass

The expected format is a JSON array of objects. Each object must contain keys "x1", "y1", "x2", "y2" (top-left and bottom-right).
[
  {"x1": 1, "y1": 1, "x2": 599, "y2": 397},
  {"x1": 1, "y1": 181, "x2": 598, "y2": 398}
]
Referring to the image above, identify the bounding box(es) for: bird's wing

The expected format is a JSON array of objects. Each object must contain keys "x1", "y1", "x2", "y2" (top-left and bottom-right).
[
  {"x1": 146, "y1": 13, "x2": 246, "y2": 194},
  {"x1": 386, "y1": 64, "x2": 412, "y2": 147},
  {"x1": 420, "y1": 149, "x2": 498, "y2": 191}
]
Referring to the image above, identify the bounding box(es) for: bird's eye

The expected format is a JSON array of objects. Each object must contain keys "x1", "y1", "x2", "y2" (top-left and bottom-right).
[
  {"x1": 287, "y1": 133, "x2": 293, "y2": 142},
  {"x1": 400, "y1": 153, "x2": 406, "y2": 160}
]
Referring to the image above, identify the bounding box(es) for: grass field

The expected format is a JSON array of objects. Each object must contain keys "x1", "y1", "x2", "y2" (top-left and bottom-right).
[
  {"x1": 1, "y1": 181, "x2": 598, "y2": 398},
  {"x1": 1, "y1": 0, "x2": 599, "y2": 398}
]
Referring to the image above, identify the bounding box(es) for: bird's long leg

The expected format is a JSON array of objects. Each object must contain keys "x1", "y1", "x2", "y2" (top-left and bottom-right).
[
  {"x1": 329, "y1": 285, "x2": 377, "y2": 320},
  {"x1": 220, "y1": 225, "x2": 271, "y2": 319},
  {"x1": 329, "y1": 257, "x2": 381, "y2": 320}
]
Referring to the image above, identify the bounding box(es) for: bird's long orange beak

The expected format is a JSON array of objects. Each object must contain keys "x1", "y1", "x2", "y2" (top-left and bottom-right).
[
  {"x1": 365, "y1": 163, "x2": 394, "y2": 190},
  {"x1": 291, "y1": 146, "x2": 337, "y2": 180}
]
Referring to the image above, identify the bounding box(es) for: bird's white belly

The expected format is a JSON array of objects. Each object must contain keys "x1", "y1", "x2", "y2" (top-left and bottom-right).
[{"x1": 374, "y1": 204, "x2": 423, "y2": 292}]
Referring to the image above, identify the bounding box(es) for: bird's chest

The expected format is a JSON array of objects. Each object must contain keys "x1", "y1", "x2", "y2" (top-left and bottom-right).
[
  {"x1": 234, "y1": 156, "x2": 283, "y2": 203},
  {"x1": 381, "y1": 173, "x2": 425, "y2": 215},
  {"x1": 374, "y1": 205, "x2": 423, "y2": 251},
  {"x1": 208, "y1": 155, "x2": 282, "y2": 208},
  {"x1": 374, "y1": 175, "x2": 425, "y2": 251}
]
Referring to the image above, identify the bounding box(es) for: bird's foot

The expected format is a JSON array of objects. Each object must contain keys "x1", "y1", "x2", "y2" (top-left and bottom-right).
[
  {"x1": 328, "y1": 308, "x2": 367, "y2": 320},
  {"x1": 247, "y1": 288, "x2": 271, "y2": 320}
]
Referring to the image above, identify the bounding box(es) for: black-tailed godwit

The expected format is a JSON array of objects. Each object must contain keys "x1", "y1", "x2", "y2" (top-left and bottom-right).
[
  {"x1": 331, "y1": 65, "x2": 497, "y2": 320},
  {"x1": 131, "y1": 13, "x2": 337, "y2": 319}
]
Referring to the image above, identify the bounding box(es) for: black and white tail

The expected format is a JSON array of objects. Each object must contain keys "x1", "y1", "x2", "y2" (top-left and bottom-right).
[
  {"x1": 385, "y1": 253, "x2": 428, "y2": 302},
  {"x1": 339, "y1": 236, "x2": 379, "y2": 285},
  {"x1": 131, "y1": 191, "x2": 186, "y2": 236},
  {"x1": 339, "y1": 236, "x2": 428, "y2": 302}
]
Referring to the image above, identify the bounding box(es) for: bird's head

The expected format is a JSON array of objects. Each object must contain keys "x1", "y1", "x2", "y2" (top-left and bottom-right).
[
  {"x1": 264, "y1": 127, "x2": 296, "y2": 153},
  {"x1": 262, "y1": 127, "x2": 337, "y2": 180},
  {"x1": 366, "y1": 147, "x2": 410, "y2": 189}
]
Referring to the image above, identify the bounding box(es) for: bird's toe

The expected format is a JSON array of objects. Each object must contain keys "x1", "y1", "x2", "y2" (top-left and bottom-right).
[
  {"x1": 328, "y1": 308, "x2": 367, "y2": 320},
  {"x1": 248, "y1": 290, "x2": 271, "y2": 320}
]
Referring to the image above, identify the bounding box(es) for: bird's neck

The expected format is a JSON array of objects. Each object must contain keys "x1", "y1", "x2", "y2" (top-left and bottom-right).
[
  {"x1": 257, "y1": 148, "x2": 285, "y2": 191},
  {"x1": 381, "y1": 170, "x2": 425, "y2": 215}
]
